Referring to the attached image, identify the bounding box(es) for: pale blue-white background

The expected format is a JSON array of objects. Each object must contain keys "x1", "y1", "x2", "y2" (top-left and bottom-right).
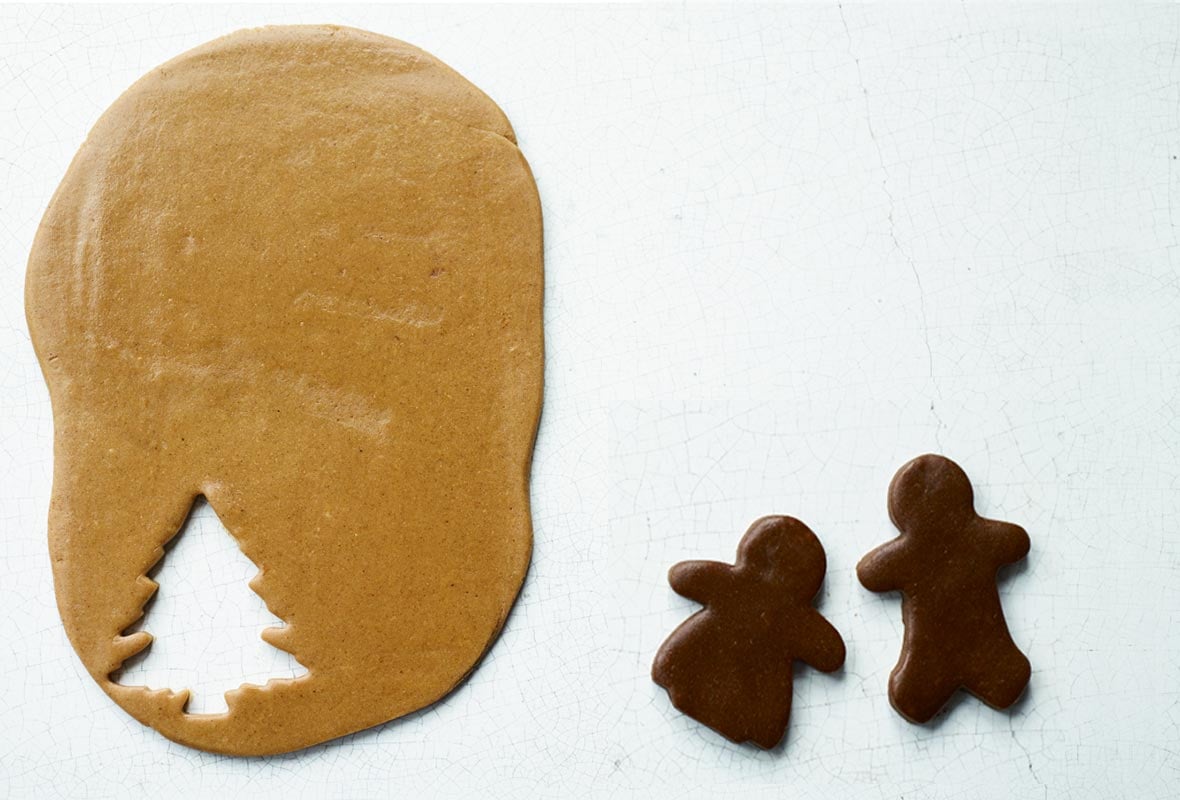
[{"x1": 2, "y1": 4, "x2": 1178, "y2": 798}]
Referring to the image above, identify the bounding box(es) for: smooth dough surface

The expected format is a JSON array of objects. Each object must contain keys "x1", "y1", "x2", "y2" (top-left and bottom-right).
[{"x1": 26, "y1": 25, "x2": 543, "y2": 755}]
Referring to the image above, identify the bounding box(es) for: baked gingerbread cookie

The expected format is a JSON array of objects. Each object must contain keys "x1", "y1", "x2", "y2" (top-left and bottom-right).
[
  {"x1": 26, "y1": 25, "x2": 543, "y2": 755},
  {"x1": 858, "y1": 454, "x2": 1031, "y2": 723},
  {"x1": 652, "y1": 516, "x2": 845, "y2": 749}
]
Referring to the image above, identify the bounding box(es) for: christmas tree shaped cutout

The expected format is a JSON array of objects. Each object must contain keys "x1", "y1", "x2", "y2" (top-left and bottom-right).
[{"x1": 116, "y1": 497, "x2": 307, "y2": 713}]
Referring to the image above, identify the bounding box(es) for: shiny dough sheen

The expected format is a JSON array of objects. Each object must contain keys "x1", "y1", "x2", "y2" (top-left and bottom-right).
[{"x1": 25, "y1": 25, "x2": 543, "y2": 755}]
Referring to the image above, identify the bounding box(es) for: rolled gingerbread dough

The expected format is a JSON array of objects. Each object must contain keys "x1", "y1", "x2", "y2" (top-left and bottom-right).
[{"x1": 26, "y1": 25, "x2": 543, "y2": 755}]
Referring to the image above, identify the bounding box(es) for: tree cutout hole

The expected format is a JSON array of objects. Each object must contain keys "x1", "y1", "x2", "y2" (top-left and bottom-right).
[{"x1": 114, "y1": 496, "x2": 306, "y2": 714}]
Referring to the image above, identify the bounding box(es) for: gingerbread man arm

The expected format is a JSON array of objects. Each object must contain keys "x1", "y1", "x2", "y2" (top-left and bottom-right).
[
  {"x1": 667, "y1": 560, "x2": 736, "y2": 606},
  {"x1": 981, "y1": 519, "x2": 1030, "y2": 567},
  {"x1": 856, "y1": 538, "x2": 912, "y2": 593},
  {"x1": 795, "y1": 611, "x2": 846, "y2": 673}
]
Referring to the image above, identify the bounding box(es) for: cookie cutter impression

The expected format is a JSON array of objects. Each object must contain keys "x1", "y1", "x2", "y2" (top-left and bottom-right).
[{"x1": 26, "y1": 25, "x2": 543, "y2": 755}]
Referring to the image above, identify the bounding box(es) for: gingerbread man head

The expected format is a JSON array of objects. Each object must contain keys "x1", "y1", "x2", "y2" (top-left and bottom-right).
[
  {"x1": 887, "y1": 453, "x2": 976, "y2": 540},
  {"x1": 736, "y1": 516, "x2": 827, "y2": 601}
]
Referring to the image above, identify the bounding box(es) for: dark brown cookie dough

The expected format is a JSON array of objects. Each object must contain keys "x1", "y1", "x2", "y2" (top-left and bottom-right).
[
  {"x1": 652, "y1": 516, "x2": 845, "y2": 749},
  {"x1": 858, "y1": 454, "x2": 1031, "y2": 724}
]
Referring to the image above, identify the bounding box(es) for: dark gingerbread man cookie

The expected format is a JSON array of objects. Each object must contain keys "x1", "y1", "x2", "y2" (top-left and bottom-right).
[
  {"x1": 652, "y1": 516, "x2": 845, "y2": 749},
  {"x1": 858, "y1": 454, "x2": 1031, "y2": 724}
]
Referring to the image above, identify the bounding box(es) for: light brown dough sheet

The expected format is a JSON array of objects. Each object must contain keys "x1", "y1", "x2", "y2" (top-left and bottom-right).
[{"x1": 25, "y1": 24, "x2": 543, "y2": 755}]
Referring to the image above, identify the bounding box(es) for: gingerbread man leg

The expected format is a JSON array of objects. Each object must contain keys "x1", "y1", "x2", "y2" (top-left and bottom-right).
[
  {"x1": 888, "y1": 656, "x2": 958, "y2": 724},
  {"x1": 965, "y1": 642, "x2": 1030, "y2": 711}
]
